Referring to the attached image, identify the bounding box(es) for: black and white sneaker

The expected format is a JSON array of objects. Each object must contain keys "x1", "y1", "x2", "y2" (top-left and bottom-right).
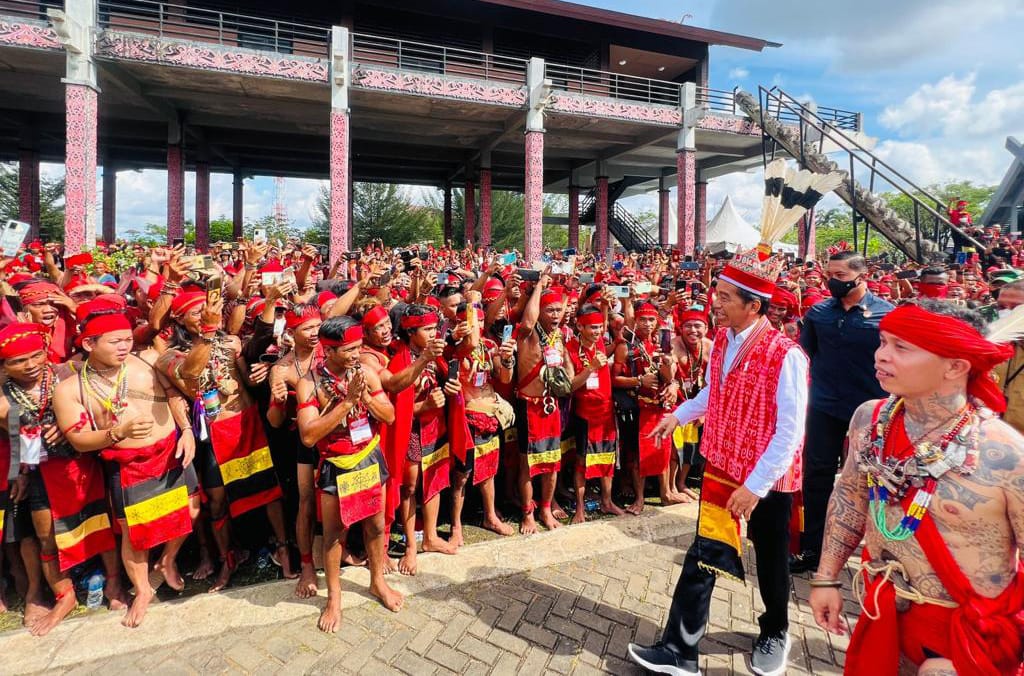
[
  {"x1": 750, "y1": 632, "x2": 790, "y2": 676},
  {"x1": 626, "y1": 643, "x2": 701, "y2": 676}
]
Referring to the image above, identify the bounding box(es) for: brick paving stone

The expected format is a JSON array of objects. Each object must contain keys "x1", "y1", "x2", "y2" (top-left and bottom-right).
[
  {"x1": 551, "y1": 589, "x2": 577, "y2": 617},
  {"x1": 392, "y1": 650, "x2": 439, "y2": 676},
  {"x1": 520, "y1": 645, "x2": 551, "y2": 675},
  {"x1": 581, "y1": 630, "x2": 608, "y2": 665},
  {"x1": 467, "y1": 605, "x2": 500, "y2": 638},
  {"x1": 425, "y1": 641, "x2": 470, "y2": 672},
  {"x1": 523, "y1": 594, "x2": 554, "y2": 625},
  {"x1": 487, "y1": 627, "x2": 530, "y2": 654},
  {"x1": 516, "y1": 620, "x2": 558, "y2": 650},
  {"x1": 455, "y1": 634, "x2": 501, "y2": 666},
  {"x1": 571, "y1": 608, "x2": 613, "y2": 635},
  {"x1": 548, "y1": 638, "x2": 581, "y2": 674},
  {"x1": 462, "y1": 659, "x2": 491, "y2": 676},
  {"x1": 375, "y1": 628, "x2": 416, "y2": 661},
  {"x1": 494, "y1": 598, "x2": 527, "y2": 631},
  {"x1": 491, "y1": 651, "x2": 522, "y2": 676},
  {"x1": 607, "y1": 621, "x2": 634, "y2": 658},
  {"x1": 407, "y1": 619, "x2": 444, "y2": 655},
  {"x1": 544, "y1": 613, "x2": 588, "y2": 642},
  {"x1": 437, "y1": 611, "x2": 474, "y2": 646}
]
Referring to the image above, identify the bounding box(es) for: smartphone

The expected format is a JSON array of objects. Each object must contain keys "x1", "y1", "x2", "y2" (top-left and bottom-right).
[
  {"x1": 206, "y1": 275, "x2": 223, "y2": 307},
  {"x1": 500, "y1": 252, "x2": 517, "y2": 266},
  {"x1": 345, "y1": 251, "x2": 361, "y2": 261},
  {"x1": 516, "y1": 268, "x2": 540, "y2": 282},
  {"x1": 172, "y1": 237, "x2": 185, "y2": 248},
  {"x1": 501, "y1": 323, "x2": 514, "y2": 343},
  {"x1": 578, "y1": 272, "x2": 594, "y2": 284},
  {"x1": 253, "y1": 229, "x2": 267, "y2": 245},
  {"x1": 622, "y1": 327, "x2": 636, "y2": 345},
  {"x1": 610, "y1": 285, "x2": 630, "y2": 298},
  {"x1": 259, "y1": 352, "x2": 280, "y2": 364},
  {"x1": 418, "y1": 248, "x2": 430, "y2": 262},
  {"x1": 634, "y1": 282, "x2": 654, "y2": 294},
  {"x1": 563, "y1": 248, "x2": 577, "y2": 256},
  {"x1": 0, "y1": 220, "x2": 30, "y2": 257},
  {"x1": 282, "y1": 266, "x2": 297, "y2": 289},
  {"x1": 435, "y1": 272, "x2": 450, "y2": 287},
  {"x1": 691, "y1": 282, "x2": 703, "y2": 294},
  {"x1": 435, "y1": 318, "x2": 450, "y2": 339},
  {"x1": 679, "y1": 261, "x2": 700, "y2": 271},
  {"x1": 659, "y1": 327, "x2": 673, "y2": 354},
  {"x1": 880, "y1": 263, "x2": 896, "y2": 271},
  {"x1": 684, "y1": 255, "x2": 693, "y2": 263},
  {"x1": 805, "y1": 260, "x2": 815, "y2": 269},
  {"x1": 445, "y1": 358, "x2": 459, "y2": 385}
]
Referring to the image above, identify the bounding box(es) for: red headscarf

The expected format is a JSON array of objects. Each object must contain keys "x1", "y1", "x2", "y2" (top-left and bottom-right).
[
  {"x1": 361, "y1": 305, "x2": 389, "y2": 329},
  {"x1": 0, "y1": 322, "x2": 48, "y2": 360},
  {"x1": 284, "y1": 305, "x2": 320, "y2": 330},
  {"x1": 171, "y1": 291, "x2": 206, "y2": 317},
  {"x1": 879, "y1": 304, "x2": 1013, "y2": 412}
]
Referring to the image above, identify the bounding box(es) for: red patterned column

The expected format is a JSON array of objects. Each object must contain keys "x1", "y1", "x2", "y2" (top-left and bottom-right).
[
  {"x1": 19, "y1": 149, "x2": 40, "y2": 239},
  {"x1": 567, "y1": 185, "x2": 580, "y2": 250},
  {"x1": 658, "y1": 189, "x2": 670, "y2": 247},
  {"x1": 464, "y1": 179, "x2": 476, "y2": 246},
  {"x1": 676, "y1": 149, "x2": 696, "y2": 254},
  {"x1": 195, "y1": 162, "x2": 210, "y2": 253},
  {"x1": 232, "y1": 171, "x2": 244, "y2": 239},
  {"x1": 64, "y1": 84, "x2": 98, "y2": 255},
  {"x1": 523, "y1": 130, "x2": 544, "y2": 262},
  {"x1": 479, "y1": 169, "x2": 492, "y2": 248},
  {"x1": 166, "y1": 143, "x2": 184, "y2": 244},
  {"x1": 101, "y1": 166, "x2": 116, "y2": 244},
  {"x1": 695, "y1": 180, "x2": 708, "y2": 251},
  {"x1": 329, "y1": 110, "x2": 350, "y2": 266},
  {"x1": 798, "y1": 209, "x2": 817, "y2": 260},
  {"x1": 595, "y1": 176, "x2": 609, "y2": 253},
  {"x1": 443, "y1": 183, "x2": 452, "y2": 244}
]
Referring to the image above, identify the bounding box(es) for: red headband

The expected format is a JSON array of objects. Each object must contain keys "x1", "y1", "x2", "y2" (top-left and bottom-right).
[
  {"x1": 285, "y1": 305, "x2": 321, "y2": 330},
  {"x1": 540, "y1": 290, "x2": 564, "y2": 308},
  {"x1": 171, "y1": 291, "x2": 206, "y2": 317},
  {"x1": 17, "y1": 281, "x2": 61, "y2": 305},
  {"x1": 635, "y1": 303, "x2": 659, "y2": 318},
  {"x1": 400, "y1": 312, "x2": 439, "y2": 330},
  {"x1": 80, "y1": 313, "x2": 132, "y2": 340},
  {"x1": 677, "y1": 310, "x2": 708, "y2": 327},
  {"x1": 879, "y1": 304, "x2": 1013, "y2": 412},
  {"x1": 362, "y1": 305, "x2": 389, "y2": 329},
  {"x1": 321, "y1": 324, "x2": 363, "y2": 348},
  {"x1": 576, "y1": 311, "x2": 603, "y2": 326},
  {"x1": 0, "y1": 322, "x2": 49, "y2": 360}
]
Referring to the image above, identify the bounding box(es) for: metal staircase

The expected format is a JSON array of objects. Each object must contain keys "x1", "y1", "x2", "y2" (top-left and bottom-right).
[
  {"x1": 579, "y1": 179, "x2": 659, "y2": 253},
  {"x1": 733, "y1": 87, "x2": 984, "y2": 262}
]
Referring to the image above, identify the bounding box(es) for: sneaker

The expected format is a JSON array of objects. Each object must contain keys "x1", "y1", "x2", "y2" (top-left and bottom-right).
[
  {"x1": 788, "y1": 550, "x2": 819, "y2": 574},
  {"x1": 626, "y1": 643, "x2": 701, "y2": 676},
  {"x1": 750, "y1": 632, "x2": 790, "y2": 676}
]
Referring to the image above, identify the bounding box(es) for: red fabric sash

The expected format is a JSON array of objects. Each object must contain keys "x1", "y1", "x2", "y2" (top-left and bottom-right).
[
  {"x1": 208, "y1": 406, "x2": 282, "y2": 518},
  {"x1": 417, "y1": 411, "x2": 451, "y2": 503},
  {"x1": 524, "y1": 398, "x2": 561, "y2": 477},
  {"x1": 583, "y1": 413, "x2": 616, "y2": 479},
  {"x1": 39, "y1": 455, "x2": 115, "y2": 571},
  {"x1": 383, "y1": 345, "x2": 415, "y2": 530},
  {"x1": 471, "y1": 430, "x2": 501, "y2": 485},
  {"x1": 638, "y1": 405, "x2": 671, "y2": 477}
]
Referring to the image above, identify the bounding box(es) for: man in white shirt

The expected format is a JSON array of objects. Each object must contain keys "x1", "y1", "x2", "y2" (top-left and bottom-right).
[{"x1": 628, "y1": 272, "x2": 808, "y2": 676}]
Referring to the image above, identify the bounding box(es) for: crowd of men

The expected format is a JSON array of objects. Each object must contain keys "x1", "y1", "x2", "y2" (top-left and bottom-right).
[{"x1": 0, "y1": 215, "x2": 1021, "y2": 675}]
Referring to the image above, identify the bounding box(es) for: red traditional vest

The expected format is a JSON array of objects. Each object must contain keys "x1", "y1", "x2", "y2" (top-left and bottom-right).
[{"x1": 701, "y1": 319, "x2": 803, "y2": 492}]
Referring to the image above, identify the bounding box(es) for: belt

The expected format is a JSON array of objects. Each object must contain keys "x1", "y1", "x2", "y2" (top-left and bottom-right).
[
  {"x1": 854, "y1": 559, "x2": 959, "y2": 620},
  {"x1": 325, "y1": 435, "x2": 380, "y2": 471}
]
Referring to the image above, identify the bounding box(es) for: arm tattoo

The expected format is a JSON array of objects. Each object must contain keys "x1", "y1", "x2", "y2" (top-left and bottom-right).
[{"x1": 817, "y1": 404, "x2": 872, "y2": 578}]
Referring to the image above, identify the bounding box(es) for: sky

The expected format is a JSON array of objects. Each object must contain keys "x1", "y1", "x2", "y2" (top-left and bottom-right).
[{"x1": 40, "y1": 0, "x2": 1024, "y2": 236}]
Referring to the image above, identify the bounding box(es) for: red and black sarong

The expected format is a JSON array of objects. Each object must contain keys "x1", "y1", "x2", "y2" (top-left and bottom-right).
[
  {"x1": 417, "y1": 410, "x2": 451, "y2": 503},
  {"x1": 691, "y1": 467, "x2": 744, "y2": 582},
  {"x1": 209, "y1": 405, "x2": 282, "y2": 518},
  {"x1": 522, "y1": 397, "x2": 561, "y2": 477},
  {"x1": 318, "y1": 436, "x2": 389, "y2": 527}
]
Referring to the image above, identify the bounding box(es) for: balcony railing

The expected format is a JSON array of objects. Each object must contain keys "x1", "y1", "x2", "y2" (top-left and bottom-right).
[
  {"x1": 352, "y1": 33, "x2": 527, "y2": 85},
  {"x1": 97, "y1": 0, "x2": 330, "y2": 59},
  {"x1": 698, "y1": 85, "x2": 860, "y2": 132},
  {"x1": 0, "y1": 0, "x2": 63, "y2": 21},
  {"x1": 545, "y1": 63, "x2": 682, "y2": 107}
]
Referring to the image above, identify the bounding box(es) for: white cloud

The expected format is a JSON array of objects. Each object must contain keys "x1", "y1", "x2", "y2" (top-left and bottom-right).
[
  {"x1": 727, "y1": 67, "x2": 749, "y2": 80},
  {"x1": 880, "y1": 73, "x2": 1024, "y2": 140}
]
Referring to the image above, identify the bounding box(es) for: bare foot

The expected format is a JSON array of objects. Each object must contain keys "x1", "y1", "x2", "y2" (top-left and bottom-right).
[
  {"x1": 398, "y1": 550, "x2": 417, "y2": 576},
  {"x1": 660, "y1": 492, "x2": 686, "y2": 506},
  {"x1": 450, "y1": 525, "x2": 465, "y2": 548},
  {"x1": 341, "y1": 550, "x2": 367, "y2": 567},
  {"x1": 682, "y1": 487, "x2": 699, "y2": 501},
  {"x1": 520, "y1": 514, "x2": 539, "y2": 535},
  {"x1": 571, "y1": 505, "x2": 587, "y2": 524},
  {"x1": 154, "y1": 557, "x2": 185, "y2": 592},
  {"x1": 294, "y1": 563, "x2": 318, "y2": 599},
  {"x1": 481, "y1": 516, "x2": 515, "y2": 536},
  {"x1": 600, "y1": 501, "x2": 626, "y2": 516},
  {"x1": 122, "y1": 587, "x2": 153, "y2": 628},
  {"x1": 105, "y1": 576, "x2": 129, "y2": 611},
  {"x1": 29, "y1": 593, "x2": 74, "y2": 637},
  {"x1": 370, "y1": 580, "x2": 404, "y2": 613},
  {"x1": 422, "y1": 536, "x2": 457, "y2": 556},
  {"x1": 539, "y1": 509, "x2": 562, "y2": 531},
  {"x1": 625, "y1": 500, "x2": 645, "y2": 515},
  {"x1": 317, "y1": 597, "x2": 342, "y2": 633},
  {"x1": 383, "y1": 556, "x2": 399, "y2": 575},
  {"x1": 550, "y1": 500, "x2": 568, "y2": 520},
  {"x1": 23, "y1": 596, "x2": 50, "y2": 629},
  {"x1": 272, "y1": 543, "x2": 298, "y2": 580},
  {"x1": 208, "y1": 554, "x2": 238, "y2": 593},
  {"x1": 192, "y1": 553, "x2": 215, "y2": 581}
]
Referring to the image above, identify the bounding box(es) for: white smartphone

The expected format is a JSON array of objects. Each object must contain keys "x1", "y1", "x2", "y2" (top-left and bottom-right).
[
  {"x1": 253, "y1": 228, "x2": 267, "y2": 245},
  {"x1": 0, "y1": 220, "x2": 30, "y2": 257}
]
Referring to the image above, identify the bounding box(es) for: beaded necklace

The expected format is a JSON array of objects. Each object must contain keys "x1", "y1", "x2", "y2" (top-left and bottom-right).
[
  {"x1": 318, "y1": 365, "x2": 366, "y2": 421},
  {"x1": 5, "y1": 366, "x2": 53, "y2": 419},
  {"x1": 82, "y1": 361, "x2": 129, "y2": 423},
  {"x1": 864, "y1": 397, "x2": 976, "y2": 541}
]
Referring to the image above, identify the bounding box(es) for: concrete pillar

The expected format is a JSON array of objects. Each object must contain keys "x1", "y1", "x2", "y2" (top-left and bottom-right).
[
  {"x1": 567, "y1": 184, "x2": 580, "y2": 250},
  {"x1": 101, "y1": 164, "x2": 116, "y2": 244},
  {"x1": 329, "y1": 26, "x2": 351, "y2": 265},
  {"x1": 443, "y1": 182, "x2": 452, "y2": 244},
  {"x1": 195, "y1": 161, "x2": 210, "y2": 252},
  {"x1": 658, "y1": 175, "x2": 670, "y2": 247},
  {"x1": 232, "y1": 170, "x2": 244, "y2": 239},
  {"x1": 464, "y1": 178, "x2": 476, "y2": 246},
  {"x1": 53, "y1": 0, "x2": 99, "y2": 254},
  {"x1": 676, "y1": 82, "x2": 701, "y2": 255},
  {"x1": 19, "y1": 149, "x2": 40, "y2": 240},
  {"x1": 524, "y1": 56, "x2": 547, "y2": 262},
  {"x1": 166, "y1": 141, "x2": 184, "y2": 244},
  {"x1": 595, "y1": 176, "x2": 609, "y2": 253},
  {"x1": 479, "y1": 167, "x2": 492, "y2": 248},
  {"x1": 695, "y1": 179, "x2": 707, "y2": 251}
]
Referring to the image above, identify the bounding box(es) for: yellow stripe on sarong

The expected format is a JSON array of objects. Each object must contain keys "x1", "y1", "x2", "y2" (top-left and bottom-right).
[
  {"x1": 124, "y1": 485, "x2": 188, "y2": 527},
  {"x1": 326, "y1": 435, "x2": 381, "y2": 471},
  {"x1": 54, "y1": 512, "x2": 113, "y2": 550},
  {"x1": 697, "y1": 501, "x2": 742, "y2": 555},
  {"x1": 421, "y1": 442, "x2": 450, "y2": 469},
  {"x1": 586, "y1": 451, "x2": 615, "y2": 468},
  {"x1": 219, "y1": 446, "x2": 274, "y2": 485},
  {"x1": 337, "y1": 463, "x2": 381, "y2": 498},
  {"x1": 475, "y1": 436, "x2": 500, "y2": 458},
  {"x1": 528, "y1": 448, "x2": 561, "y2": 467}
]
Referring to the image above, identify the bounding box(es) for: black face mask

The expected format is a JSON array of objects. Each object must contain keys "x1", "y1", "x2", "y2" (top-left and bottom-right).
[{"x1": 828, "y1": 276, "x2": 860, "y2": 300}]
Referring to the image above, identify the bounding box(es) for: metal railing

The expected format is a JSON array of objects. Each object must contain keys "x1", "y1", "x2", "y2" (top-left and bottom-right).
[
  {"x1": 698, "y1": 85, "x2": 861, "y2": 132},
  {"x1": 0, "y1": 0, "x2": 63, "y2": 21},
  {"x1": 580, "y1": 193, "x2": 658, "y2": 252},
  {"x1": 352, "y1": 32, "x2": 527, "y2": 84},
  {"x1": 546, "y1": 63, "x2": 682, "y2": 107},
  {"x1": 97, "y1": 0, "x2": 330, "y2": 58}
]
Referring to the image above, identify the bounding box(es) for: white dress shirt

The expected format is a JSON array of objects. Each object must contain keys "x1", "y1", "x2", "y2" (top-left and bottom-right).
[{"x1": 672, "y1": 318, "x2": 808, "y2": 498}]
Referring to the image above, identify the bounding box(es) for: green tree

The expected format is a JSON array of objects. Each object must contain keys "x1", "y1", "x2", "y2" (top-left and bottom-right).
[
  {"x1": 880, "y1": 180, "x2": 997, "y2": 227},
  {"x1": 0, "y1": 163, "x2": 66, "y2": 241},
  {"x1": 311, "y1": 183, "x2": 441, "y2": 248},
  {"x1": 427, "y1": 188, "x2": 567, "y2": 251}
]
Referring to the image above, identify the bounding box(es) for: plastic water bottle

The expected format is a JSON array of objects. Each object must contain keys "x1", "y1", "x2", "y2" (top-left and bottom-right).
[{"x1": 86, "y1": 571, "x2": 104, "y2": 610}]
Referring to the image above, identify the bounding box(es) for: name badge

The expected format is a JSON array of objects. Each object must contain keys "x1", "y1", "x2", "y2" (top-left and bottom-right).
[
  {"x1": 474, "y1": 370, "x2": 488, "y2": 387},
  {"x1": 543, "y1": 346, "x2": 563, "y2": 367},
  {"x1": 21, "y1": 425, "x2": 42, "y2": 464},
  {"x1": 349, "y1": 416, "x2": 372, "y2": 445},
  {"x1": 586, "y1": 371, "x2": 600, "y2": 390}
]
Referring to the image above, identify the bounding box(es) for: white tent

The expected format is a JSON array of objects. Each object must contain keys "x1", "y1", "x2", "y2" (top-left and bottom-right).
[{"x1": 704, "y1": 196, "x2": 798, "y2": 255}]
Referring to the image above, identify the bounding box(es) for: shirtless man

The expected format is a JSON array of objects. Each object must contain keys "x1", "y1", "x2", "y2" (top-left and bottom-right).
[
  {"x1": 53, "y1": 310, "x2": 199, "y2": 628},
  {"x1": 516, "y1": 273, "x2": 574, "y2": 534},
  {"x1": 669, "y1": 309, "x2": 712, "y2": 500},
  {"x1": 157, "y1": 292, "x2": 294, "y2": 592},
  {"x1": 296, "y1": 316, "x2": 403, "y2": 632},
  {"x1": 268, "y1": 304, "x2": 324, "y2": 598},
  {"x1": 810, "y1": 300, "x2": 1024, "y2": 675}
]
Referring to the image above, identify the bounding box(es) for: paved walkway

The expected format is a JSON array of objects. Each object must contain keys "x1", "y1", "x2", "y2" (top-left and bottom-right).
[{"x1": 0, "y1": 504, "x2": 856, "y2": 675}]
